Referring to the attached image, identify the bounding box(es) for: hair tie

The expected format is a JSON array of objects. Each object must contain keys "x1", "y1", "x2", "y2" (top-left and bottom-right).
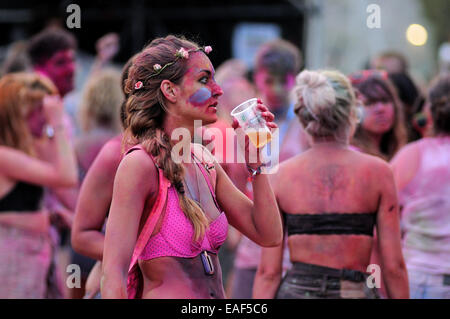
[{"x1": 174, "y1": 180, "x2": 185, "y2": 194}]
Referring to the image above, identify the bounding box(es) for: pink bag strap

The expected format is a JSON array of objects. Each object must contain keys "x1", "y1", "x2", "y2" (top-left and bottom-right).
[{"x1": 126, "y1": 146, "x2": 171, "y2": 273}]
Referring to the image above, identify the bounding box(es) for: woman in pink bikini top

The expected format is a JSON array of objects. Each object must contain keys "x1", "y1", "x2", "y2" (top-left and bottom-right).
[{"x1": 101, "y1": 35, "x2": 283, "y2": 299}]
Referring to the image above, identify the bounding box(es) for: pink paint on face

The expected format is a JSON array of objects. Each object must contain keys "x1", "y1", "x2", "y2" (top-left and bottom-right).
[
  {"x1": 35, "y1": 49, "x2": 75, "y2": 97},
  {"x1": 254, "y1": 68, "x2": 295, "y2": 110},
  {"x1": 26, "y1": 102, "x2": 46, "y2": 138},
  {"x1": 361, "y1": 97, "x2": 395, "y2": 135},
  {"x1": 182, "y1": 52, "x2": 223, "y2": 110}
]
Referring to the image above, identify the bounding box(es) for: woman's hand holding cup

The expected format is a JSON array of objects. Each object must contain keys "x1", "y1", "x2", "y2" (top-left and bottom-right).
[{"x1": 231, "y1": 98, "x2": 277, "y2": 170}]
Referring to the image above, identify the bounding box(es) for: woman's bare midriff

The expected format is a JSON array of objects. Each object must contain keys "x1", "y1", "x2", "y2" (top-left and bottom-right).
[
  {"x1": 0, "y1": 210, "x2": 50, "y2": 234},
  {"x1": 139, "y1": 254, "x2": 225, "y2": 299}
]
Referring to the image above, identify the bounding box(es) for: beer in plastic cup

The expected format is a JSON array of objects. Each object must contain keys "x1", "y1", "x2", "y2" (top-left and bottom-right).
[{"x1": 230, "y1": 98, "x2": 272, "y2": 149}]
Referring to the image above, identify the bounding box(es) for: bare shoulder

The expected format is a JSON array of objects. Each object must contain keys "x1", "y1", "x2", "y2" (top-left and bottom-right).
[
  {"x1": 119, "y1": 149, "x2": 156, "y2": 175},
  {"x1": 115, "y1": 148, "x2": 158, "y2": 194},
  {"x1": 347, "y1": 151, "x2": 394, "y2": 184},
  {"x1": 277, "y1": 153, "x2": 305, "y2": 174},
  {"x1": 352, "y1": 149, "x2": 388, "y2": 168},
  {"x1": 390, "y1": 140, "x2": 421, "y2": 166},
  {"x1": 83, "y1": 138, "x2": 124, "y2": 179},
  {"x1": 270, "y1": 154, "x2": 303, "y2": 188},
  {"x1": 97, "y1": 138, "x2": 123, "y2": 165}
]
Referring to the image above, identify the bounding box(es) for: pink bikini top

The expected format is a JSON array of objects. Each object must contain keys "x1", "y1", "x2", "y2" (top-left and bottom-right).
[
  {"x1": 127, "y1": 145, "x2": 228, "y2": 261},
  {"x1": 139, "y1": 186, "x2": 228, "y2": 259}
]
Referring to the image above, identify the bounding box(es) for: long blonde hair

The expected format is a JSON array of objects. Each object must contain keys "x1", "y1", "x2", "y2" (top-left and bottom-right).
[
  {"x1": 78, "y1": 68, "x2": 123, "y2": 133},
  {"x1": 0, "y1": 72, "x2": 57, "y2": 155},
  {"x1": 123, "y1": 35, "x2": 209, "y2": 241}
]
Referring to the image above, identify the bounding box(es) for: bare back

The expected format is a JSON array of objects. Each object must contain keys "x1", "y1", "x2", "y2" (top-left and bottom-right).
[{"x1": 274, "y1": 145, "x2": 387, "y2": 272}]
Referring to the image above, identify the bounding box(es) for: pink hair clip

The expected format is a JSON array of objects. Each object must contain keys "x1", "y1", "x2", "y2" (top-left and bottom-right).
[{"x1": 134, "y1": 81, "x2": 143, "y2": 90}]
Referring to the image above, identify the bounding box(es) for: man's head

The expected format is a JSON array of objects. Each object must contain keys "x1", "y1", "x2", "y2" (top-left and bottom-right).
[
  {"x1": 254, "y1": 39, "x2": 302, "y2": 111},
  {"x1": 370, "y1": 51, "x2": 408, "y2": 74},
  {"x1": 28, "y1": 28, "x2": 77, "y2": 97}
]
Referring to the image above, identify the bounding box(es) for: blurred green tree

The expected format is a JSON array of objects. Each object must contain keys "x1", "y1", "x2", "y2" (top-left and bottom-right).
[{"x1": 420, "y1": 0, "x2": 450, "y2": 44}]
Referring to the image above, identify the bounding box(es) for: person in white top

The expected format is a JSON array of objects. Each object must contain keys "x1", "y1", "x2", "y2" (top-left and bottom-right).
[{"x1": 391, "y1": 74, "x2": 450, "y2": 299}]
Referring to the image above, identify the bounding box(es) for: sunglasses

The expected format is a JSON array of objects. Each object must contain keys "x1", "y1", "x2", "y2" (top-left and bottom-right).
[{"x1": 348, "y1": 70, "x2": 389, "y2": 86}]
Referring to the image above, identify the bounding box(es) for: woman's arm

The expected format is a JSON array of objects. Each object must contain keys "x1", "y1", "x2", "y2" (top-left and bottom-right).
[
  {"x1": 253, "y1": 172, "x2": 284, "y2": 298},
  {"x1": 71, "y1": 139, "x2": 122, "y2": 261},
  {"x1": 215, "y1": 162, "x2": 282, "y2": 247},
  {"x1": 253, "y1": 239, "x2": 285, "y2": 298},
  {"x1": 214, "y1": 101, "x2": 283, "y2": 247},
  {"x1": 0, "y1": 144, "x2": 77, "y2": 188},
  {"x1": 390, "y1": 143, "x2": 420, "y2": 193},
  {"x1": 376, "y1": 163, "x2": 409, "y2": 299},
  {"x1": 0, "y1": 96, "x2": 78, "y2": 188},
  {"x1": 101, "y1": 150, "x2": 157, "y2": 299}
]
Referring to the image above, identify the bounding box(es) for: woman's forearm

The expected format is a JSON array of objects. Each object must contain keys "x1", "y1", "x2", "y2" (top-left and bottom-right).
[
  {"x1": 250, "y1": 173, "x2": 283, "y2": 247},
  {"x1": 253, "y1": 269, "x2": 281, "y2": 299},
  {"x1": 101, "y1": 271, "x2": 128, "y2": 299},
  {"x1": 383, "y1": 265, "x2": 410, "y2": 299},
  {"x1": 72, "y1": 230, "x2": 105, "y2": 261},
  {"x1": 51, "y1": 123, "x2": 78, "y2": 186}
]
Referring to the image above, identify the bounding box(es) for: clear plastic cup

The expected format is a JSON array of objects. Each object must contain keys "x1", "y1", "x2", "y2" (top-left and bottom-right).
[{"x1": 230, "y1": 98, "x2": 272, "y2": 149}]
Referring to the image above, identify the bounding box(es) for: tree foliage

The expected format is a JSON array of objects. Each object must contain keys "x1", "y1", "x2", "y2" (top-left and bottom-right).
[{"x1": 420, "y1": 0, "x2": 450, "y2": 45}]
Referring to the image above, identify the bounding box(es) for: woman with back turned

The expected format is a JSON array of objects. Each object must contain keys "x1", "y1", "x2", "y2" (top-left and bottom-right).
[{"x1": 253, "y1": 70, "x2": 409, "y2": 299}]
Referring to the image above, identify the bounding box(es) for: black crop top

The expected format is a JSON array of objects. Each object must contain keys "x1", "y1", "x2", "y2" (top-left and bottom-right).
[
  {"x1": 0, "y1": 182, "x2": 44, "y2": 212},
  {"x1": 283, "y1": 212, "x2": 377, "y2": 236}
]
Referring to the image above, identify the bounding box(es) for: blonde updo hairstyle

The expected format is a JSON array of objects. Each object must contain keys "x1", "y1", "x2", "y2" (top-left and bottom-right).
[
  {"x1": 293, "y1": 70, "x2": 357, "y2": 142},
  {"x1": 123, "y1": 35, "x2": 209, "y2": 241}
]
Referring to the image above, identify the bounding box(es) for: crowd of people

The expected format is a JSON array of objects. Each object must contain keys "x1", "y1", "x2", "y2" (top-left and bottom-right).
[{"x1": 0, "y1": 26, "x2": 449, "y2": 299}]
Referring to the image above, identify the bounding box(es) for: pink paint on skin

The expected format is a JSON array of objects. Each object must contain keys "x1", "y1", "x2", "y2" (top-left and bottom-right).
[
  {"x1": 255, "y1": 69, "x2": 295, "y2": 109},
  {"x1": 361, "y1": 101, "x2": 395, "y2": 134},
  {"x1": 26, "y1": 103, "x2": 46, "y2": 138},
  {"x1": 182, "y1": 52, "x2": 223, "y2": 111},
  {"x1": 286, "y1": 73, "x2": 295, "y2": 88},
  {"x1": 35, "y1": 49, "x2": 75, "y2": 97}
]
